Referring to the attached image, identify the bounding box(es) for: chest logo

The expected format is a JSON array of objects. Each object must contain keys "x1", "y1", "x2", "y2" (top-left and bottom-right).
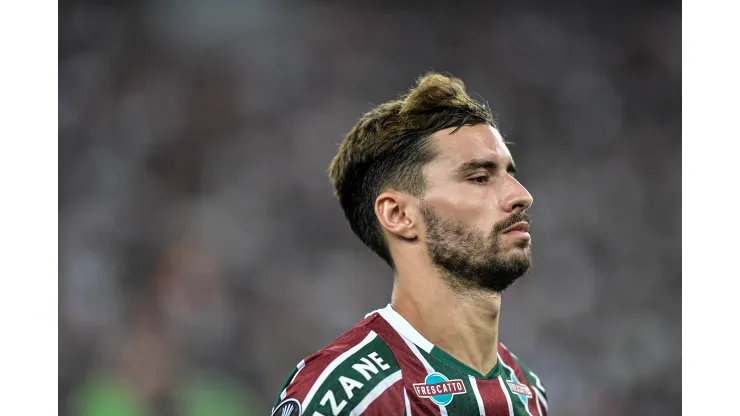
[
  {"x1": 413, "y1": 372, "x2": 467, "y2": 406},
  {"x1": 506, "y1": 374, "x2": 533, "y2": 405},
  {"x1": 271, "y1": 398, "x2": 301, "y2": 416}
]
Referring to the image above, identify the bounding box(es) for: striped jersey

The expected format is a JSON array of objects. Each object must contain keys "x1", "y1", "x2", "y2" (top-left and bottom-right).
[{"x1": 271, "y1": 304, "x2": 548, "y2": 416}]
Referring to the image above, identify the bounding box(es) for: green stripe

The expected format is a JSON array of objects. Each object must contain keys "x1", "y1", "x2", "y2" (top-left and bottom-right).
[
  {"x1": 304, "y1": 336, "x2": 400, "y2": 414},
  {"x1": 418, "y1": 349, "x2": 480, "y2": 414}
]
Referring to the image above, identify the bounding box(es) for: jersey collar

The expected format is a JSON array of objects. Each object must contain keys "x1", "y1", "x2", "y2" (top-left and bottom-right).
[{"x1": 371, "y1": 304, "x2": 502, "y2": 379}]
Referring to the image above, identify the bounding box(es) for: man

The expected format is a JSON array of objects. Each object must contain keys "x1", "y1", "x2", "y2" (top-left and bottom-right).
[{"x1": 271, "y1": 73, "x2": 549, "y2": 415}]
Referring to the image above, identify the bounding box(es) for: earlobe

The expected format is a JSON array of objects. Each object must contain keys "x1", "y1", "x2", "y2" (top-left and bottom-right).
[{"x1": 375, "y1": 192, "x2": 418, "y2": 240}]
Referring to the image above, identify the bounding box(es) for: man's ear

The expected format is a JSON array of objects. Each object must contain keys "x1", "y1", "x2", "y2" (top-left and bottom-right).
[{"x1": 375, "y1": 190, "x2": 420, "y2": 241}]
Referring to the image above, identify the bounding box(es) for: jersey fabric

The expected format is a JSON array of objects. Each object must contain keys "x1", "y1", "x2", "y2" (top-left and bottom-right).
[{"x1": 271, "y1": 304, "x2": 548, "y2": 416}]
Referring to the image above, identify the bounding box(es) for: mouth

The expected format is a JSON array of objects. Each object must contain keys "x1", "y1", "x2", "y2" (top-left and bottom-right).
[{"x1": 503, "y1": 221, "x2": 530, "y2": 234}]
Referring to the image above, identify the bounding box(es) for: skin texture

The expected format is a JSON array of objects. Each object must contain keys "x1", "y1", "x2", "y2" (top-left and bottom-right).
[{"x1": 375, "y1": 124, "x2": 534, "y2": 376}]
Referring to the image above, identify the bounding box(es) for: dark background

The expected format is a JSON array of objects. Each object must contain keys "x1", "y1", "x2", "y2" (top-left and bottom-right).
[{"x1": 59, "y1": 0, "x2": 681, "y2": 414}]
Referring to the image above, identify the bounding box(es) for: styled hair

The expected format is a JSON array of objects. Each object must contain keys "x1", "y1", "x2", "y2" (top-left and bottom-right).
[{"x1": 328, "y1": 72, "x2": 495, "y2": 267}]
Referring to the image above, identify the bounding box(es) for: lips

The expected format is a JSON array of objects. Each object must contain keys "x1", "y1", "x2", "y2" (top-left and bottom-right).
[{"x1": 503, "y1": 221, "x2": 530, "y2": 233}]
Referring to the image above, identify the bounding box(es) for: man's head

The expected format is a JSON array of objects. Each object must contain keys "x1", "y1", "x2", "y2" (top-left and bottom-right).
[{"x1": 329, "y1": 73, "x2": 533, "y2": 293}]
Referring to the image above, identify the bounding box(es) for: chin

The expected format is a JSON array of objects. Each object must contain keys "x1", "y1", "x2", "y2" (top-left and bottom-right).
[
  {"x1": 502, "y1": 243, "x2": 531, "y2": 256},
  {"x1": 502, "y1": 250, "x2": 532, "y2": 271},
  {"x1": 511, "y1": 238, "x2": 532, "y2": 250}
]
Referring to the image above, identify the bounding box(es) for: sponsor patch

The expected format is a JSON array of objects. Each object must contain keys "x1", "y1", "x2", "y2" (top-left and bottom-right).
[
  {"x1": 506, "y1": 375, "x2": 533, "y2": 405},
  {"x1": 412, "y1": 372, "x2": 467, "y2": 406},
  {"x1": 271, "y1": 398, "x2": 302, "y2": 416}
]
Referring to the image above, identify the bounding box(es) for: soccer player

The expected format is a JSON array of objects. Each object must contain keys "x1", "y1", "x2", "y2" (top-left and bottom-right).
[{"x1": 271, "y1": 73, "x2": 548, "y2": 415}]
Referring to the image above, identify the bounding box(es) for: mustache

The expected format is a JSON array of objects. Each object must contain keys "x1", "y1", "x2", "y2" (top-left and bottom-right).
[{"x1": 493, "y1": 211, "x2": 531, "y2": 234}]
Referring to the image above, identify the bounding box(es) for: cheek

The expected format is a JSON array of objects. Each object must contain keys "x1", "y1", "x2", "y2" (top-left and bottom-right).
[
  {"x1": 425, "y1": 186, "x2": 496, "y2": 224},
  {"x1": 427, "y1": 189, "x2": 480, "y2": 215}
]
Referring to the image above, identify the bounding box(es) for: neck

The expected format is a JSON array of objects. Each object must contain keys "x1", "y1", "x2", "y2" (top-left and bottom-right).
[{"x1": 391, "y1": 257, "x2": 502, "y2": 377}]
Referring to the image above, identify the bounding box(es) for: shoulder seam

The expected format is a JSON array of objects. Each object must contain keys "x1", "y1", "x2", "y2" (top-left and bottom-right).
[{"x1": 302, "y1": 330, "x2": 379, "y2": 408}]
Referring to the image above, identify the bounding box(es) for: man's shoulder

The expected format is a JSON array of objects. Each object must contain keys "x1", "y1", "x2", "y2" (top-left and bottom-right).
[
  {"x1": 272, "y1": 313, "x2": 405, "y2": 415},
  {"x1": 296, "y1": 312, "x2": 393, "y2": 375},
  {"x1": 498, "y1": 342, "x2": 549, "y2": 408}
]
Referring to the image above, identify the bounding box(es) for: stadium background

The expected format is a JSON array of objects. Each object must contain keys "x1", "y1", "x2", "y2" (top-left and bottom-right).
[{"x1": 59, "y1": 0, "x2": 681, "y2": 415}]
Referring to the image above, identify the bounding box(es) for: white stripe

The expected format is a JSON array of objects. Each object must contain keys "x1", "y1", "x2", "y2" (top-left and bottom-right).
[
  {"x1": 534, "y1": 389, "x2": 543, "y2": 416},
  {"x1": 377, "y1": 304, "x2": 435, "y2": 353},
  {"x1": 498, "y1": 377, "x2": 514, "y2": 416},
  {"x1": 404, "y1": 388, "x2": 412, "y2": 416},
  {"x1": 349, "y1": 369, "x2": 403, "y2": 415},
  {"x1": 529, "y1": 371, "x2": 547, "y2": 395},
  {"x1": 498, "y1": 354, "x2": 533, "y2": 416},
  {"x1": 280, "y1": 360, "x2": 306, "y2": 400},
  {"x1": 401, "y1": 337, "x2": 448, "y2": 416},
  {"x1": 302, "y1": 331, "x2": 378, "y2": 408},
  {"x1": 468, "y1": 375, "x2": 486, "y2": 416},
  {"x1": 537, "y1": 391, "x2": 549, "y2": 412}
]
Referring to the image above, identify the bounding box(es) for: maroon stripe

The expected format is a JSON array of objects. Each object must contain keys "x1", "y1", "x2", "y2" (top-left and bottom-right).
[
  {"x1": 477, "y1": 378, "x2": 511, "y2": 416},
  {"x1": 360, "y1": 376, "x2": 405, "y2": 414},
  {"x1": 498, "y1": 344, "x2": 540, "y2": 416},
  {"x1": 532, "y1": 388, "x2": 547, "y2": 416},
  {"x1": 367, "y1": 313, "x2": 442, "y2": 416},
  {"x1": 282, "y1": 322, "x2": 375, "y2": 403}
]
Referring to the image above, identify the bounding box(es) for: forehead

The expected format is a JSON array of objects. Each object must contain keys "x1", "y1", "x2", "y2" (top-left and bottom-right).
[{"x1": 428, "y1": 124, "x2": 512, "y2": 165}]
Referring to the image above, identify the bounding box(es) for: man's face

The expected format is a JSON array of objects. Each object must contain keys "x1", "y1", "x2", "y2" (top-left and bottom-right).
[{"x1": 420, "y1": 124, "x2": 534, "y2": 293}]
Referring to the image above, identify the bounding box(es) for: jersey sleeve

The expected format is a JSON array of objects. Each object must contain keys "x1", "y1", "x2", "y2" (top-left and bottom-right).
[{"x1": 271, "y1": 328, "x2": 405, "y2": 416}]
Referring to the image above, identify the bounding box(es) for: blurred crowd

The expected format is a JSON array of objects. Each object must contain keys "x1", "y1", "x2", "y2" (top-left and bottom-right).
[{"x1": 59, "y1": 0, "x2": 681, "y2": 415}]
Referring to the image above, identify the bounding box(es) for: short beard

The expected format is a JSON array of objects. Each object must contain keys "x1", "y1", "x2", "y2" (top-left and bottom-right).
[{"x1": 421, "y1": 204, "x2": 532, "y2": 295}]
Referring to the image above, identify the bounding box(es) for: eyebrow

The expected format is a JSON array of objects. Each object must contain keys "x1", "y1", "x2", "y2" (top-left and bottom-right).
[{"x1": 455, "y1": 158, "x2": 518, "y2": 175}]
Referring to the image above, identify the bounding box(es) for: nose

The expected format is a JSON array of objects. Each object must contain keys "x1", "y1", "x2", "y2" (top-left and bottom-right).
[{"x1": 504, "y1": 177, "x2": 533, "y2": 213}]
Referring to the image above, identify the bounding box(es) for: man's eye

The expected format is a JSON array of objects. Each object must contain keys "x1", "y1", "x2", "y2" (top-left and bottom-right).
[{"x1": 469, "y1": 176, "x2": 489, "y2": 184}]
